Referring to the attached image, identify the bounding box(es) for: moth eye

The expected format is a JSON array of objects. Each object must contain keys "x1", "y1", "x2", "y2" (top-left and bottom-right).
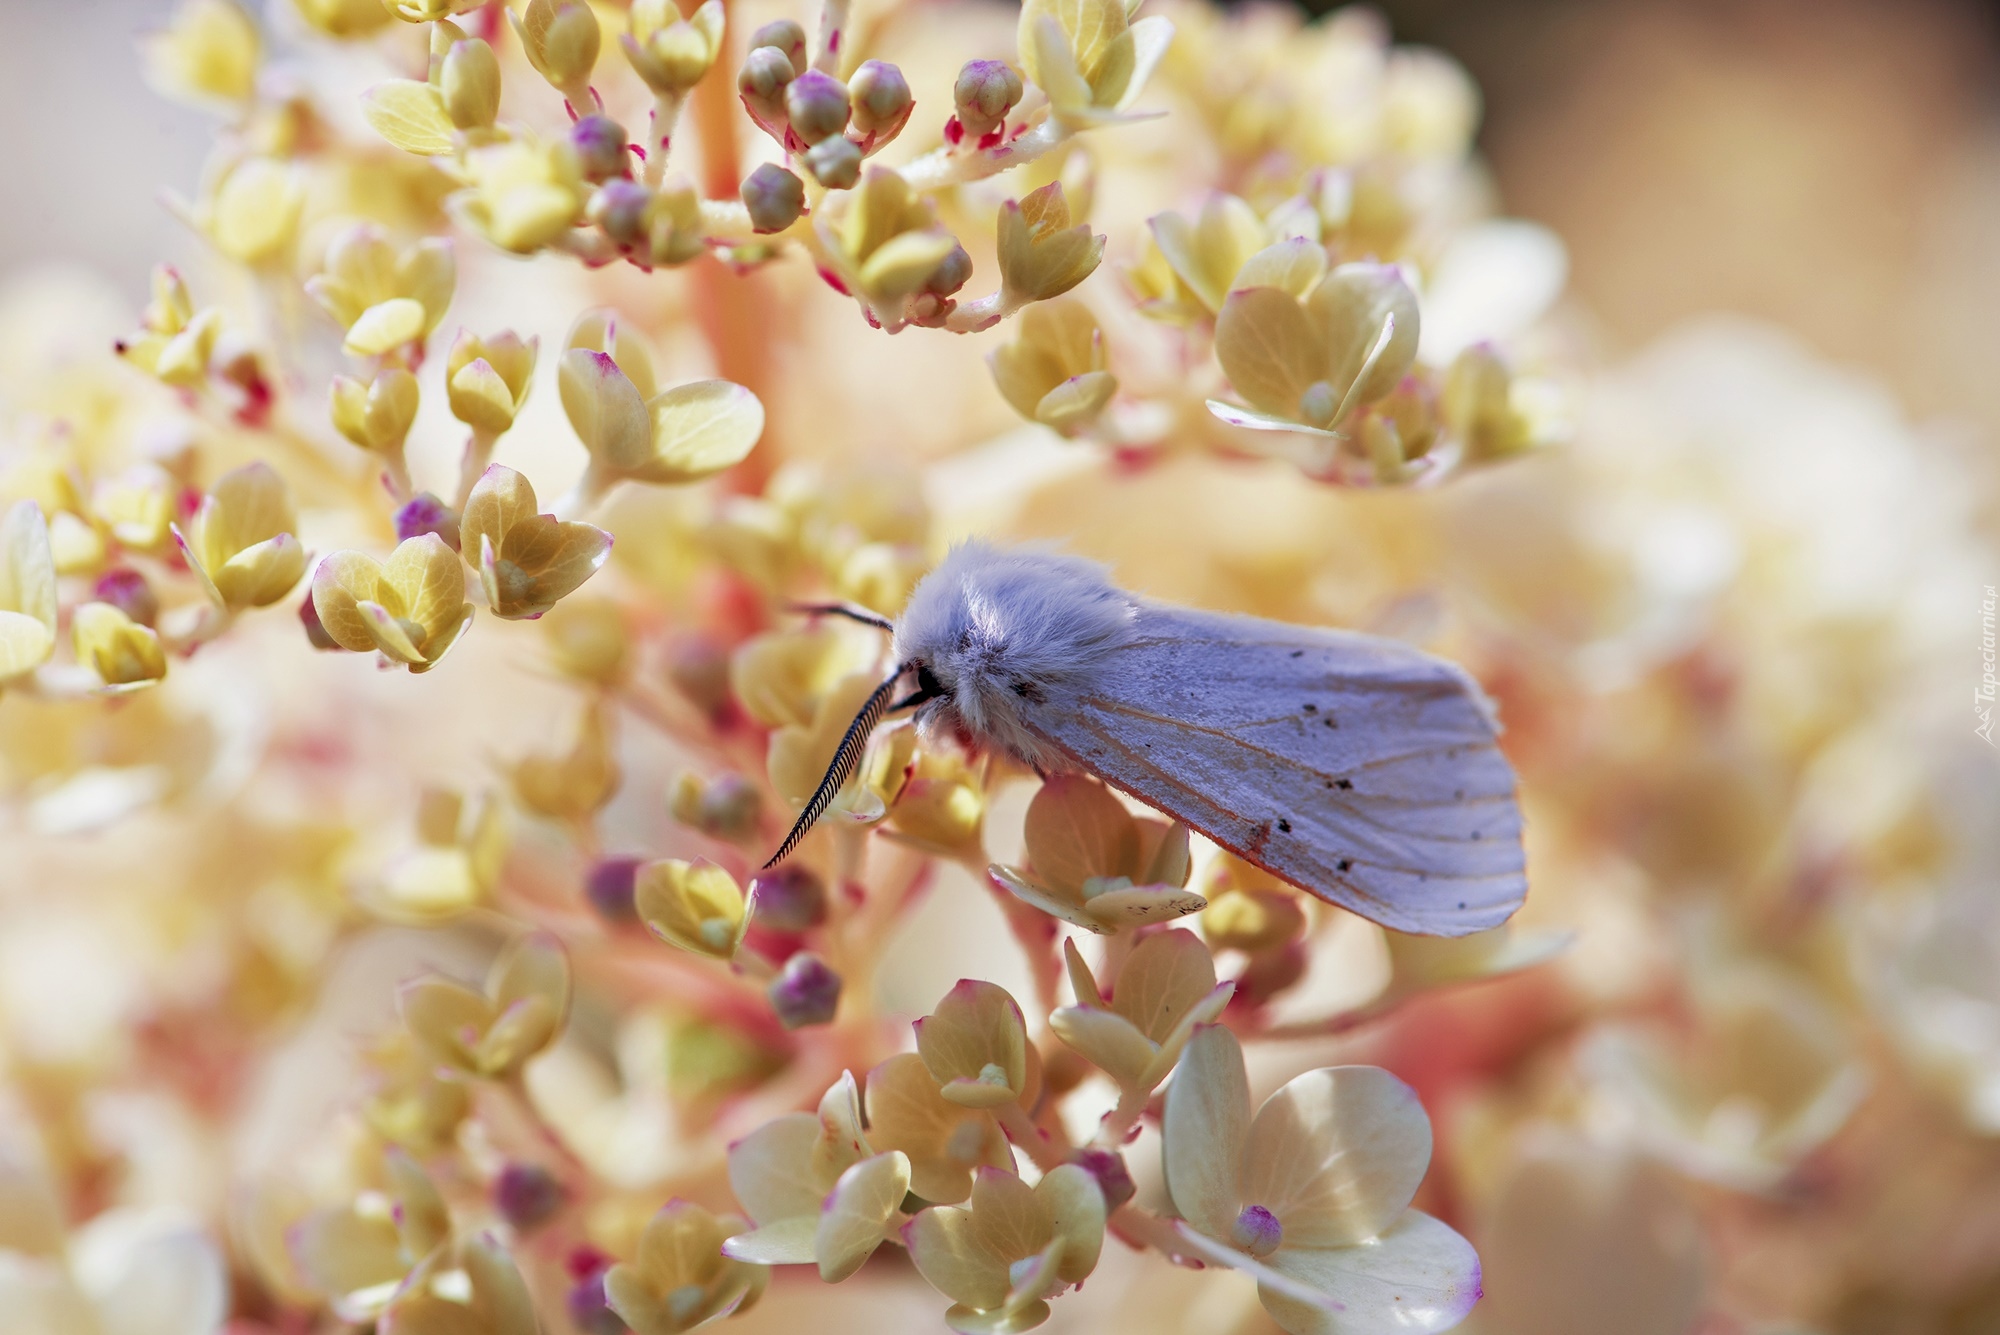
[{"x1": 916, "y1": 663, "x2": 948, "y2": 699}]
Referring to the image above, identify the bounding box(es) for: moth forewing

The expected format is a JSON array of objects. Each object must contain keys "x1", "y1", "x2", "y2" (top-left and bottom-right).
[{"x1": 1019, "y1": 604, "x2": 1526, "y2": 937}]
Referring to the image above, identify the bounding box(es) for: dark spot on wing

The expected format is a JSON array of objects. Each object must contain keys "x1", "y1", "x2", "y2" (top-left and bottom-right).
[
  {"x1": 1454, "y1": 789, "x2": 1465, "y2": 801},
  {"x1": 1302, "y1": 703, "x2": 1317, "y2": 714},
  {"x1": 1277, "y1": 819, "x2": 1291, "y2": 833},
  {"x1": 1458, "y1": 901, "x2": 1467, "y2": 910},
  {"x1": 1322, "y1": 717, "x2": 1337, "y2": 729},
  {"x1": 1289, "y1": 649, "x2": 1304, "y2": 658},
  {"x1": 1336, "y1": 778, "x2": 1352, "y2": 790},
  {"x1": 1337, "y1": 859, "x2": 1352, "y2": 872}
]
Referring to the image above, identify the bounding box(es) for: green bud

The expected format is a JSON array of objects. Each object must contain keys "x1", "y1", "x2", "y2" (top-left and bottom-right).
[
  {"x1": 803, "y1": 134, "x2": 861, "y2": 189},
  {"x1": 741, "y1": 163, "x2": 806, "y2": 234}
]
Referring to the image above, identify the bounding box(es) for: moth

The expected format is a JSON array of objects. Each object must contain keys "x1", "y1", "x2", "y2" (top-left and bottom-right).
[{"x1": 768, "y1": 542, "x2": 1525, "y2": 937}]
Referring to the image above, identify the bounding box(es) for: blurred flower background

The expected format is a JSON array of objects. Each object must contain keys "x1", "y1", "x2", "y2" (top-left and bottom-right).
[{"x1": 0, "y1": 0, "x2": 1996, "y2": 1333}]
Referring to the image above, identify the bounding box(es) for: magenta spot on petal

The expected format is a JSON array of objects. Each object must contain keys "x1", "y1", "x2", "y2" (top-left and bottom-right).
[
  {"x1": 829, "y1": 30, "x2": 841, "y2": 51},
  {"x1": 943, "y1": 115, "x2": 965, "y2": 146},
  {"x1": 630, "y1": 143, "x2": 648, "y2": 161},
  {"x1": 816, "y1": 266, "x2": 850, "y2": 296}
]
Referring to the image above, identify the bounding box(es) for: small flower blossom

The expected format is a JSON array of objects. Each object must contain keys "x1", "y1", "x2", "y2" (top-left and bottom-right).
[
  {"x1": 460, "y1": 464, "x2": 613, "y2": 620},
  {"x1": 1050, "y1": 930, "x2": 1233, "y2": 1090},
  {"x1": 865, "y1": 1054, "x2": 1015, "y2": 1204},
  {"x1": 454, "y1": 138, "x2": 588, "y2": 255},
  {"x1": 381, "y1": 1231, "x2": 541, "y2": 1335},
  {"x1": 289, "y1": 1149, "x2": 452, "y2": 1321},
  {"x1": 1141, "y1": 194, "x2": 1285, "y2": 317},
  {"x1": 604, "y1": 1201, "x2": 768, "y2": 1335},
  {"x1": 635, "y1": 858, "x2": 748, "y2": 960},
  {"x1": 114, "y1": 266, "x2": 223, "y2": 387},
  {"x1": 511, "y1": 699, "x2": 621, "y2": 821},
  {"x1": 989, "y1": 774, "x2": 1205, "y2": 933},
  {"x1": 995, "y1": 183, "x2": 1103, "y2": 309},
  {"x1": 723, "y1": 1072, "x2": 911, "y2": 1277},
  {"x1": 559, "y1": 346, "x2": 765, "y2": 492},
  {"x1": 367, "y1": 787, "x2": 509, "y2": 923},
  {"x1": 1208, "y1": 263, "x2": 1421, "y2": 435},
  {"x1": 190, "y1": 156, "x2": 305, "y2": 265},
  {"x1": 623, "y1": 0, "x2": 728, "y2": 97},
  {"x1": 92, "y1": 465, "x2": 178, "y2": 554},
  {"x1": 399, "y1": 929, "x2": 572, "y2": 1082},
  {"x1": 177, "y1": 461, "x2": 308, "y2": 611},
  {"x1": 1017, "y1": 0, "x2": 1174, "y2": 125},
  {"x1": 903, "y1": 1165, "x2": 1107, "y2": 1335},
  {"x1": 0, "y1": 501, "x2": 59, "y2": 681},
  {"x1": 988, "y1": 297, "x2": 1117, "y2": 435},
  {"x1": 1162, "y1": 1026, "x2": 1481, "y2": 1335},
  {"x1": 143, "y1": 0, "x2": 259, "y2": 109},
  {"x1": 306, "y1": 226, "x2": 455, "y2": 358},
  {"x1": 331, "y1": 367, "x2": 422, "y2": 459},
  {"x1": 916, "y1": 980, "x2": 1034, "y2": 1110},
  {"x1": 821, "y1": 169, "x2": 962, "y2": 314},
  {"x1": 72, "y1": 602, "x2": 168, "y2": 690},
  {"x1": 311, "y1": 535, "x2": 475, "y2": 672},
  {"x1": 446, "y1": 330, "x2": 537, "y2": 435}
]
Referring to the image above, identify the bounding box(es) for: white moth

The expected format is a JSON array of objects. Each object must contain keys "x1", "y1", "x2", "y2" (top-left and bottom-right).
[{"x1": 768, "y1": 541, "x2": 1525, "y2": 937}]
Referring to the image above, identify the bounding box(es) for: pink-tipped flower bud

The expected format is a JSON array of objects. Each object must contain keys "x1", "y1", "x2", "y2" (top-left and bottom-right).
[
  {"x1": 584, "y1": 855, "x2": 643, "y2": 923},
  {"x1": 741, "y1": 163, "x2": 806, "y2": 233},
  {"x1": 768, "y1": 951, "x2": 841, "y2": 1029},
  {"x1": 803, "y1": 134, "x2": 861, "y2": 189},
  {"x1": 748, "y1": 863, "x2": 828, "y2": 932},
  {"x1": 588, "y1": 179, "x2": 654, "y2": 249},
  {"x1": 493, "y1": 1162, "x2": 564, "y2": 1232},
  {"x1": 848, "y1": 60, "x2": 912, "y2": 139},
  {"x1": 784, "y1": 69, "x2": 850, "y2": 145},
  {"x1": 747, "y1": 19, "x2": 807, "y2": 77},
  {"x1": 1069, "y1": 1147, "x2": 1137, "y2": 1211},
  {"x1": 569, "y1": 115, "x2": 631, "y2": 183},
  {"x1": 299, "y1": 589, "x2": 339, "y2": 651},
  {"x1": 93, "y1": 569, "x2": 159, "y2": 628},
  {"x1": 953, "y1": 59, "x2": 1022, "y2": 140},
  {"x1": 737, "y1": 45, "x2": 796, "y2": 126},
  {"x1": 394, "y1": 492, "x2": 460, "y2": 551}
]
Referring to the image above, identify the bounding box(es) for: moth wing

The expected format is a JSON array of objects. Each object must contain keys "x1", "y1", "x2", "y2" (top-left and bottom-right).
[{"x1": 1027, "y1": 605, "x2": 1525, "y2": 936}]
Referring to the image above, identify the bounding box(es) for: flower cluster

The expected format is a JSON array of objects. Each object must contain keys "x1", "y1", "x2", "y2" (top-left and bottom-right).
[{"x1": 0, "y1": 1, "x2": 1993, "y2": 1335}]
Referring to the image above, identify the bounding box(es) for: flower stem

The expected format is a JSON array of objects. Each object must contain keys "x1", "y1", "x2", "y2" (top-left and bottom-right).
[
  {"x1": 453, "y1": 426, "x2": 500, "y2": 510},
  {"x1": 995, "y1": 1100, "x2": 1070, "y2": 1173}
]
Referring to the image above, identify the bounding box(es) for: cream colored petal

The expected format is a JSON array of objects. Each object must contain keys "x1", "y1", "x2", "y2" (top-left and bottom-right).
[
  {"x1": 1240, "y1": 1066, "x2": 1431, "y2": 1248},
  {"x1": 69, "y1": 1207, "x2": 229, "y2": 1335},
  {"x1": 1215, "y1": 287, "x2": 1327, "y2": 421},
  {"x1": 904, "y1": 1200, "x2": 1009, "y2": 1311},
  {"x1": 988, "y1": 865, "x2": 1105, "y2": 933},
  {"x1": 0, "y1": 610, "x2": 57, "y2": 680},
  {"x1": 1140, "y1": 982, "x2": 1237, "y2": 1089},
  {"x1": 722, "y1": 1216, "x2": 817, "y2": 1267},
  {"x1": 346, "y1": 298, "x2": 429, "y2": 357},
  {"x1": 1161, "y1": 1024, "x2": 1250, "y2": 1238},
  {"x1": 360, "y1": 601, "x2": 426, "y2": 663},
  {"x1": 489, "y1": 929, "x2": 570, "y2": 1017},
  {"x1": 381, "y1": 534, "x2": 467, "y2": 645},
  {"x1": 363, "y1": 80, "x2": 457, "y2": 155},
  {"x1": 459, "y1": 465, "x2": 538, "y2": 561},
  {"x1": 1206, "y1": 399, "x2": 1340, "y2": 435},
  {"x1": 1304, "y1": 264, "x2": 1420, "y2": 409},
  {"x1": 559, "y1": 349, "x2": 653, "y2": 473},
  {"x1": 1258, "y1": 1213, "x2": 1482, "y2": 1335},
  {"x1": 213, "y1": 533, "x2": 306, "y2": 608},
  {"x1": 813, "y1": 1070, "x2": 873, "y2": 1177},
  {"x1": 864, "y1": 1055, "x2": 1013, "y2": 1204},
  {"x1": 638, "y1": 381, "x2": 766, "y2": 484},
  {"x1": 398, "y1": 976, "x2": 492, "y2": 1074},
  {"x1": 459, "y1": 1231, "x2": 537, "y2": 1335},
  {"x1": 1048, "y1": 1006, "x2": 1156, "y2": 1086},
  {"x1": 200, "y1": 461, "x2": 295, "y2": 558},
  {"x1": 1033, "y1": 372, "x2": 1117, "y2": 433},
  {"x1": 474, "y1": 994, "x2": 557, "y2": 1074},
  {"x1": 1062, "y1": 938, "x2": 1106, "y2": 1009},
  {"x1": 310, "y1": 551, "x2": 385, "y2": 652},
  {"x1": 1236, "y1": 238, "x2": 1329, "y2": 300},
  {"x1": 1033, "y1": 1164, "x2": 1105, "y2": 1284},
  {"x1": 1111, "y1": 928, "x2": 1218, "y2": 1042},
  {"x1": 728, "y1": 1113, "x2": 827, "y2": 1225},
  {"x1": 1083, "y1": 884, "x2": 1207, "y2": 929},
  {"x1": 1022, "y1": 775, "x2": 1139, "y2": 897},
  {"x1": 288, "y1": 1207, "x2": 407, "y2": 1315},
  {"x1": 0, "y1": 500, "x2": 58, "y2": 633},
  {"x1": 1111, "y1": 14, "x2": 1173, "y2": 112},
  {"x1": 816, "y1": 1151, "x2": 910, "y2": 1281}
]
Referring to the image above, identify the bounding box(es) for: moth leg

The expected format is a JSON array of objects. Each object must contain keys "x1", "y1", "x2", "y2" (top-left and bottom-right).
[{"x1": 787, "y1": 601, "x2": 895, "y2": 634}]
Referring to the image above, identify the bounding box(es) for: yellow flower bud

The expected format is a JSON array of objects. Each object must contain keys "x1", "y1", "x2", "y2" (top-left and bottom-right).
[
  {"x1": 916, "y1": 980, "x2": 1032, "y2": 1109},
  {"x1": 180, "y1": 461, "x2": 309, "y2": 611},
  {"x1": 289, "y1": 0, "x2": 393, "y2": 38},
  {"x1": 462, "y1": 464, "x2": 613, "y2": 621},
  {"x1": 399, "y1": 930, "x2": 571, "y2": 1080},
  {"x1": 635, "y1": 858, "x2": 748, "y2": 960},
  {"x1": 512, "y1": 699, "x2": 620, "y2": 822},
  {"x1": 446, "y1": 329, "x2": 537, "y2": 434},
  {"x1": 199, "y1": 157, "x2": 304, "y2": 265},
  {"x1": 1147, "y1": 193, "x2": 1269, "y2": 315},
  {"x1": 143, "y1": 0, "x2": 259, "y2": 108},
  {"x1": 441, "y1": 36, "x2": 502, "y2": 131},
  {"x1": 92, "y1": 465, "x2": 177, "y2": 554},
  {"x1": 623, "y1": 0, "x2": 727, "y2": 96},
  {"x1": 605, "y1": 1203, "x2": 766, "y2": 1335},
  {"x1": 330, "y1": 368, "x2": 420, "y2": 456},
  {"x1": 1052, "y1": 932, "x2": 1232, "y2": 1089},
  {"x1": 560, "y1": 346, "x2": 764, "y2": 489},
  {"x1": 454, "y1": 138, "x2": 586, "y2": 255},
  {"x1": 825, "y1": 169, "x2": 961, "y2": 311},
  {"x1": 72, "y1": 602, "x2": 168, "y2": 689},
  {"x1": 513, "y1": 0, "x2": 604, "y2": 107},
  {"x1": 863, "y1": 1054, "x2": 1013, "y2": 1204},
  {"x1": 1018, "y1": 0, "x2": 1173, "y2": 122},
  {"x1": 361, "y1": 78, "x2": 457, "y2": 156},
  {"x1": 996, "y1": 182, "x2": 1103, "y2": 308}
]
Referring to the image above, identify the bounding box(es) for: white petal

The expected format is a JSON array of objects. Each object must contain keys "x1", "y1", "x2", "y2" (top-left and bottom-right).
[
  {"x1": 1161, "y1": 1025, "x2": 1249, "y2": 1237},
  {"x1": 69, "y1": 1208, "x2": 228, "y2": 1335},
  {"x1": 1241, "y1": 1066, "x2": 1432, "y2": 1248},
  {"x1": 1205, "y1": 400, "x2": 1339, "y2": 436},
  {"x1": 1259, "y1": 1212, "x2": 1482, "y2": 1335},
  {"x1": 1417, "y1": 221, "x2": 1567, "y2": 363}
]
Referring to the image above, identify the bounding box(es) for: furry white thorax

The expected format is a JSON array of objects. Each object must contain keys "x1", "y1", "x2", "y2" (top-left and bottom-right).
[{"x1": 893, "y1": 542, "x2": 1138, "y2": 768}]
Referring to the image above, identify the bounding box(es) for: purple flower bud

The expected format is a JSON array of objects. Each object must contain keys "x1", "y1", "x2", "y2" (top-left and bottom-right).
[
  {"x1": 738, "y1": 46, "x2": 796, "y2": 123},
  {"x1": 493, "y1": 1162, "x2": 564, "y2": 1232},
  {"x1": 1230, "y1": 1203, "x2": 1283, "y2": 1257},
  {"x1": 93, "y1": 569, "x2": 159, "y2": 628},
  {"x1": 394, "y1": 492, "x2": 460, "y2": 552},
  {"x1": 768, "y1": 951, "x2": 841, "y2": 1029},
  {"x1": 848, "y1": 60, "x2": 912, "y2": 138},
  {"x1": 747, "y1": 19, "x2": 807, "y2": 76},
  {"x1": 748, "y1": 864, "x2": 828, "y2": 932},
  {"x1": 785, "y1": 69, "x2": 851, "y2": 145},
  {"x1": 570, "y1": 115, "x2": 632, "y2": 183},
  {"x1": 954, "y1": 60, "x2": 1023, "y2": 140},
  {"x1": 667, "y1": 636, "x2": 732, "y2": 717},
  {"x1": 803, "y1": 134, "x2": 861, "y2": 189},
  {"x1": 741, "y1": 163, "x2": 806, "y2": 234},
  {"x1": 584, "y1": 856, "x2": 644, "y2": 923},
  {"x1": 589, "y1": 179, "x2": 654, "y2": 249},
  {"x1": 567, "y1": 1271, "x2": 628, "y2": 1335},
  {"x1": 1069, "y1": 1147, "x2": 1136, "y2": 1211},
  {"x1": 298, "y1": 589, "x2": 339, "y2": 651}
]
